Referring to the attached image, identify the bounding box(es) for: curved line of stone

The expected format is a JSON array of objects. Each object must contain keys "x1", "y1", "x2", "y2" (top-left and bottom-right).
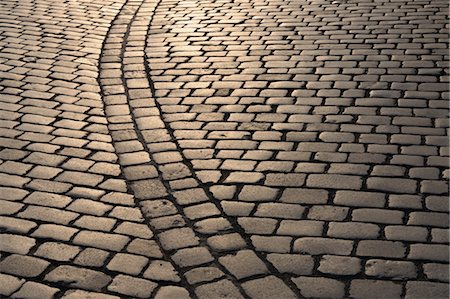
[
  {"x1": 100, "y1": 0, "x2": 302, "y2": 296},
  {"x1": 98, "y1": 0, "x2": 193, "y2": 297}
]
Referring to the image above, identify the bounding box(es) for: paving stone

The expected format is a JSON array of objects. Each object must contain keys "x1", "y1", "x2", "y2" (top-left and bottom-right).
[
  {"x1": 318, "y1": 255, "x2": 362, "y2": 276},
  {"x1": 171, "y1": 246, "x2": 214, "y2": 268},
  {"x1": 327, "y1": 222, "x2": 380, "y2": 239},
  {"x1": 195, "y1": 279, "x2": 244, "y2": 299},
  {"x1": 31, "y1": 224, "x2": 78, "y2": 241},
  {"x1": 408, "y1": 244, "x2": 449, "y2": 262},
  {"x1": 159, "y1": 227, "x2": 199, "y2": 251},
  {"x1": 0, "y1": 273, "x2": 25, "y2": 297},
  {"x1": 126, "y1": 238, "x2": 163, "y2": 258},
  {"x1": 365, "y1": 259, "x2": 417, "y2": 279},
  {"x1": 11, "y1": 281, "x2": 59, "y2": 299},
  {"x1": 238, "y1": 185, "x2": 279, "y2": 202},
  {"x1": 185, "y1": 267, "x2": 225, "y2": 284},
  {"x1": 0, "y1": 254, "x2": 50, "y2": 278},
  {"x1": 255, "y1": 202, "x2": 305, "y2": 219},
  {"x1": 349, "y1": 280, "x2": 403, "y2": 299},
  {"x1": 267, "y1": 254, "x2": 314, "y2": 275},
  {"x1": 405, "y1": 281, "x2": 449, "y2": 299},
  {"x1": 45, "y1": 265, "x2": 111, "y2": 291},
  {"x1": 62, "y1": 289, "x2": 120, "y2": 299},
  {"x1": 153, "y1": 286, "x2": 190, "y2": 299},
  {"x1": 307, "y1": 174, "x2": 362, "y2": 190},
  {"x1": 0, "y1": 234, "x2": 36, "y2": 255},
  {"x1": 294, "y1": 237, "x2": 353, "y2": 255},
  {"x1": 242, "y1": 276, "x2": 297, "y2": 299},
  {"x1": 107, "y1": 275, "x2": 158, "y2": 298},
  {"x1": 293, "y1": 276, "x2": 346, "y2": 299},
  {"x1": 357, "y1": 240, "x2": 406, "y2": 258},
  {"x1": 107, "y1": 253, "x2": 149, "y2": 275},
  {"x1": 0, "y1": 216, "x2": 37, "y2": 234},
  {"x1": 34, "y1": 242, "x2": 81, "y2": 262},
  {"x1": 74, "y1": 248, "x2": 110, "y2": 268},
  {"x1": 143, "y1": 260, "x2": 180, "y2": 282},
  {"x1": 423, "y1": 263, "x2": 449, "y2": 282},
  {"x1": 73, "y1": 231, "x2": 130, "y2": 251},
  {"x1": 219, "y1": 250, "x2": 269, "y2": 280}
]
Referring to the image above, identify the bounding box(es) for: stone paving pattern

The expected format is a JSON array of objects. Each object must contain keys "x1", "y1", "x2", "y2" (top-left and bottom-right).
[{"x1": 0, "y1": 0, "x2": 448, "y2": 297}]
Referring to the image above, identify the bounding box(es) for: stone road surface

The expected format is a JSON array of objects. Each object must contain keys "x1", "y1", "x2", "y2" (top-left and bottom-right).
[{"x1": 0, "y1": 0, "x2": 448, "y2": 297}]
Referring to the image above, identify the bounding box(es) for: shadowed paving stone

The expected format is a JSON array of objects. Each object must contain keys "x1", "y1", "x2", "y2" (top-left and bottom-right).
[
  {"x1": 159, "y1": 227, "x2": 199, "y2": 250},
  {"x1": 333, "y1": 191, "x2": 386, "y2": 208},
  {"x1": 308, "y1": 206, "x2": 349, "y2": 221},
  {"x1": 367, "y1": 177, "x2": 417, "y2": 194},
  {"x1": 11, "y1": 281, "x2": 59, "y2": 299},
  {"x1": 307, "y1": 174, "x2": 362, "y2": 190},
  {"x1": 255, "y1": 203, "x2": 305, "y2": 219},
  {"x1": 143, "y1": 260, "x2": 180, "y2": 282},
  {"x1": 293, "y1": 276, "x2": 346, "y2": 299},
  {"x1": 107, "y1": 275, "x2": 158, "y2": 298},
  {"x1": 0, "y1": 273, "x2": 24, "y2": 296},
  {"x1": 277, "y1": 220, "x2": 323, "y2": 236},
  {"x1": 267, "y1": 254, "x2": 314, "y2": 275},
  {"x1": 219, "y1": 250, "x2": 268, "y2": 279},
  {"x1": 242, "y1": 276, "x2": 297, "y2": 299},
  {"x1": 185, "y1": 267, "x2": 225, "y2": 284},
  {"x1": 357, "y1": 240, "x2": 406, "y2": 258},
  {"x1": 251, "y1": 235, "x2": 292, "y2": 253},
  {"x1": 294, "y1": 237, "x2": 353, "y2": 255},
  {"x1": 238, "y1": 185, "x2": 278, "y2": 202},
  {"x1": 265, "y1": 173, "x2": 306, "y2": 187},
  {"x1": 154, "y1": 286, "x2": 190, "y2": 299},
  {"x1": 131, "y1": 179, "x2": 168, "y2": 199},
  {"x1": 350, "y1": 280, "x2": 403, "y2": 299},
  {"x1": 195, "y1": 279, "x2": 244, "y2": 299},
  {"x1": 406, "y1": 281, "x2": 449, "y2": 299},
  {"x1": 0, "y1": 254, "x2": 49, "y2": 278},
  {"x1": 172, "y1": 247, "x2": 214, "y2": 267},
  {"x1": 423, "y1": 263, "x2": 449, "y2": 282},
  {"x1": 408, "y1": 244, "x2": 449, "y2": 262},
  {"x1": 280, "y1": 188, "x2": 328, "y2": 204},
  {"x1": 45, "y1": 265, "x2": 111, "y2": 291}
]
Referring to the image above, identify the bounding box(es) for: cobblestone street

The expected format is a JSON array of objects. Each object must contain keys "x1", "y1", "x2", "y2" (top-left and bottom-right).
[{"x1": 0, "y1": 0, "x2": 448, "y2": 297}]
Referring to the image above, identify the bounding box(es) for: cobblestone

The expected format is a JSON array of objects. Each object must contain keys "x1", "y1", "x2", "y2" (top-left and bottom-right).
[{"x1": 1, "y1": 0, "x2": 448, "y2": 296}]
